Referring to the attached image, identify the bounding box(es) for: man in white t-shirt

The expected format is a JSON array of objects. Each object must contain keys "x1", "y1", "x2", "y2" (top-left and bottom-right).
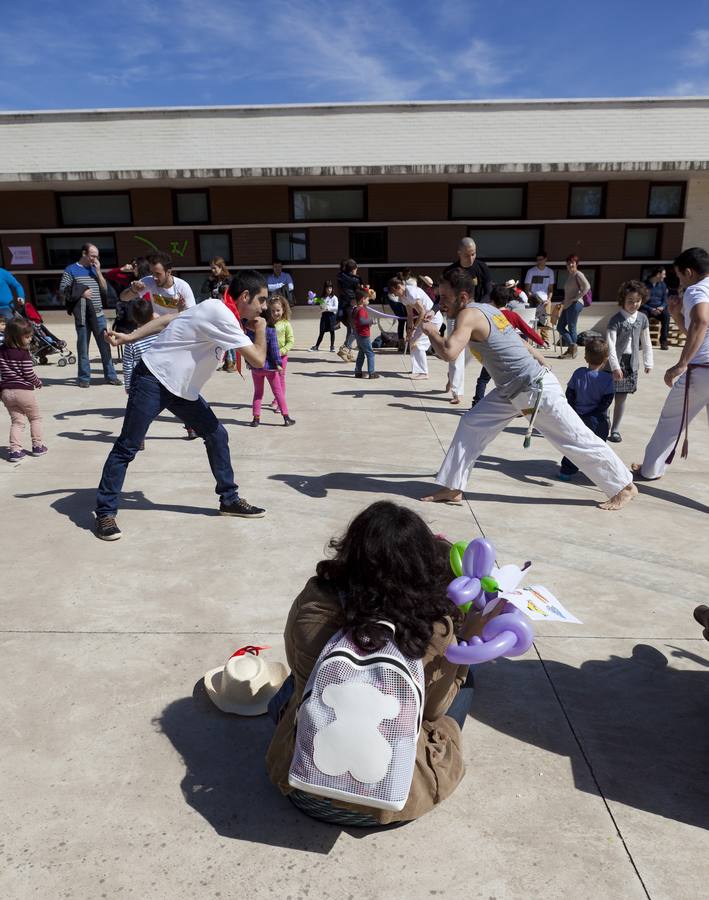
[
  {"x1": 633, "y1": 247, "x2": 709, "y2": 481},
  {"x1": 120, "y1": 251, "x2": 196, "y2": 315},
  {"x1": 524, "y1": 252, "x2": 555, "y2": 346},
  {"x1": 94, "y1": 270, "x2": 269, "y2": 541},
  {"x1": 388, "y1": 276, "x2": 443, "y2": 378}
]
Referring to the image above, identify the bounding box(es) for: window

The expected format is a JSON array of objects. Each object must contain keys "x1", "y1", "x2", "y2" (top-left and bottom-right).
[
  {"x1": 174, "y1": 190, "x2": 209, "y2": 224},
  {"x1": 450, "y1": 186, "x2": 525, "y2": 219},
  {"x1": 273, "y1": 230, "x2": 309, "y2": 263},
  {"x1": 625, "y1": 226, "x2": 659, "y2": 258},
  {"x1": 31, "y1": 276, "x2": 63, "y2": 310},
  {"x1": 648, "y1": 184, "x2": 684, "y2": 217},
  {"x1": 350, "y1": 227, "x2": 387, "y2": 263},
  {"x1": 470, "y1": 227, "x2": 542, "y2": 260},
  {"x1": 176, "y1": 271, "x2": 212, "y2": 302},
  {"x1": 58, "y1": 193, "x2": 132, "y2": 226},
  {"x1": 44, "y1": 234, "x2": 117, "y2": 268},
  {"x1": 292, "y1": 188, "x2": 365, "y2": 221},
  {"x1": 488, "y1": 267, "x2": 526, "y2": 287},
  {"x1": 569, "y1": 185, "x2": 604, "y2": 218},
  {"x1": 197, "y1": 232, "x2": 232, "y2": 265}
]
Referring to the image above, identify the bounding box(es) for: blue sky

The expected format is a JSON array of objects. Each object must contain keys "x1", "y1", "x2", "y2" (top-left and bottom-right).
[{"x1": 2, "y1": 0, "x2": 709, "y2": 109}]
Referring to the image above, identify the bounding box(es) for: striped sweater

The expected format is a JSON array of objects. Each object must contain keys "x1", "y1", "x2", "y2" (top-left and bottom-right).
[
  {"x1": 0, "y1": 346, "x2": 42, "y2": 391},
  {"x1": 123, "y1": 334, "x2": 159, "y2": 392}
]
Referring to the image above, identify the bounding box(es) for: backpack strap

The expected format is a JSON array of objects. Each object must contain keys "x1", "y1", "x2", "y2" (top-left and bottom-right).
[{"x1": 374, "y1": 620, "x2": 396, "y2": 635}]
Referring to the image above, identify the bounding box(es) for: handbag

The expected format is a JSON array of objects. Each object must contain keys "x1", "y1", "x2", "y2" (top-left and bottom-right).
[{"x1": 576, "y1": 275, "x2": 593, "y2": 307}]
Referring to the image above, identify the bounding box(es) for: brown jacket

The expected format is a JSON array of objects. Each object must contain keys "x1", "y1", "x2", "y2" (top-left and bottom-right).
[{"x1": 265, "y1": 576, "x2": 473, "y2": 825}]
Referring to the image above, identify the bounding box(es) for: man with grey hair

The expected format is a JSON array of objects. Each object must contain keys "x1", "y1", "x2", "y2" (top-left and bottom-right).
[{"x1": 443, "y1": 237, "x2": 492, "y2": 303}]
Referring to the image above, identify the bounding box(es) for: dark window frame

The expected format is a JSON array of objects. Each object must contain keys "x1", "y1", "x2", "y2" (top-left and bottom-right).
[
  {"x1": 42, "y1": 232, "x2": 119, "y2": 269},
  {"x1": 56, "y1": 190, "x2": 133, "y2": 227},
  {"x1": 271, "y1": 228, "x2": 310, "y2": 264},
  {"x1": 466, "y1": 225, "x2": 544, "y2": 260},
  {"x1": 449, "y1": 183, "x2": 528, "y2": 220},
  {"x1": 195, "y1": 230, "x2": 233, "y2": 266},
  {"x1": 552, "y1": 265, "x2": 601, "y2": 302},
  {"x1": 349, "y1": 226, "x2": 388, "y2": 264},
  {"x1": 172, "y1": 189, "x2": 211, "y2": 225},
  {"x1": 567, "y1": 183, "x2": 606, "y2": 219},
  {"x1": 624, "y1": 224, "x2": 661, "y2": 260},
  {"x1": 647, "y1": 182, "x2": 686, "y2": 218},
  {"x1": 289, "y1": 186, "x2": 367, "y2": 223}
]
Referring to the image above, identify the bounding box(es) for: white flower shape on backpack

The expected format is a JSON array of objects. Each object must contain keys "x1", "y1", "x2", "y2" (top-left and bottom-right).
[{"x1": 313, "y1": 682, "x2": 400, "y2": 784}]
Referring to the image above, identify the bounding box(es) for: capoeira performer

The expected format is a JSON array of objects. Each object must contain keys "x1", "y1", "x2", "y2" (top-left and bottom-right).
[
  {"x1": 388, "y1": 277, "x2": 443, "y2": 380},
  {"x1": 421, "y1": 269, "x2": 637, "y2": 511},
  {"x1": 632, "y1": 247, "x2": 709, "y2": 481}
]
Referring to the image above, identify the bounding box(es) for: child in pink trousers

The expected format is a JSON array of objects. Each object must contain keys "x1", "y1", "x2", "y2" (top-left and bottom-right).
[
  {"x1": 248, "y1": 308, "x2": 296, "y2": 427},
  {"x1": 0, "y1": 318, "x2": 46, "y2": 462}
]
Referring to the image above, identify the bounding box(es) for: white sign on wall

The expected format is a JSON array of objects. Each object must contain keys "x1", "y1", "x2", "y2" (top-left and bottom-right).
[{"x1": 9, "y1": 246, "x2": 34, "y2": 265}]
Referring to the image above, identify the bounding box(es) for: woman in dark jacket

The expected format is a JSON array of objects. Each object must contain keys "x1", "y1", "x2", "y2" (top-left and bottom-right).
[{"x1": 336, "y1": 258, "x2": 362, "y2": 362}]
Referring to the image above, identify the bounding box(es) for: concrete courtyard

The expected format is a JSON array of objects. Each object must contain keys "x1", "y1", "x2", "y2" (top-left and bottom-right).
[{"x1": 1, "y1": 307, "x2": 708, "y2": 900}]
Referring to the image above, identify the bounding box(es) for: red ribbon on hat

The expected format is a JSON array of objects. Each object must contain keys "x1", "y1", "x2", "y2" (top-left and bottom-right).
[
  {"x1": 230, "y1": 645, "x2": 271, "y2": 658},
  {"x1": 223, "y1": 287, "x2": 243, "y2": 376}
]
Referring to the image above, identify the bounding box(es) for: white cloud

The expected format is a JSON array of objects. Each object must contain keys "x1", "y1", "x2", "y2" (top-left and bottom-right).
[{"x1": 684, "y1": 30, "x2": 709, "y2": 67}]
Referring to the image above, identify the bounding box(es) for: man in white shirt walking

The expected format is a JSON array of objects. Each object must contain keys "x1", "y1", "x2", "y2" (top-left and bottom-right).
[
  {"x1": 633, "y1": 247, "x2": 709, "y2": 481},
  {"x1": 524, "y1": 252, "x2": 555, "y2": 347},
  {"x1": 94, "y1": 271, "x2": 268, "y2": 541}
]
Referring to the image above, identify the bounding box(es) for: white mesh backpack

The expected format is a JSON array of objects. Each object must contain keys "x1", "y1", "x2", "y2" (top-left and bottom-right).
[{"x1": 288, "y1": 623, "x2": 424, "y2": 812}]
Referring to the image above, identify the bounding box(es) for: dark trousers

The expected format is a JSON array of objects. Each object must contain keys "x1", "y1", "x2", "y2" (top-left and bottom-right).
[
  {"x1": 641, "y1": 304, "x2": 670, "y2": 344},
  {"x1": 444, "y1": 668, "x2": 475, "y2": 728},
  {"x1": 315, "y1": 311, "x2": 336, "y2": 349},
  {"x1": 95, "y1": 361, "x2": 238, "y2": 517},
  {"x1": 560, "y1": 412, "x2": 610, "y2": 475},
  {"x1": 473, "y1": 367, "x2": 492, "y2": 404},
  {"x1": 388, "y1": 298, "x2": 407, "y2": 340}
]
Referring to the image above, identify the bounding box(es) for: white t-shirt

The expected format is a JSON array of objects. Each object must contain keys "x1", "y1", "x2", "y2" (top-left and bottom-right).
[
  {"x1": 683, "y1": 275, "x2": 709, "y2": 364},
  {"x1": 403, "y1": 284, "x2": 443, "y2": 327},
  {"x1": 139, "y1": 275, "x2": 196, "y2": 316},
  {"x1": 322, "y1": 294, "x2": 338, "y2": 314},
  {"x1": 524, "y1": 266, "x2": 555, "y2": 302},
  {"x1": 142, "y1": 298, "x2": 252, "y2": 400}
]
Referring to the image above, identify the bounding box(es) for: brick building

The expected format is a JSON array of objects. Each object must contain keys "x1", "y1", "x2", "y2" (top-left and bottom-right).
[{"x1": 0, "y1": 97, "x2": 707, "y2": 307}]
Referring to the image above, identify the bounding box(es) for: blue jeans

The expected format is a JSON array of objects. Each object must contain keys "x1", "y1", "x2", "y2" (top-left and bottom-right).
[
  {"x1": 95, "y1": 361, "x2": 238, "y2": 517},
  {"x1": 355, "y1": 335, "x2": 375, "y2": 375},
  {"x1": 557, "y1": 301, "x2": 582, "y2": 347},
  {"x1": 75, "y1": 306, "x2": 118, "y2": 383}
]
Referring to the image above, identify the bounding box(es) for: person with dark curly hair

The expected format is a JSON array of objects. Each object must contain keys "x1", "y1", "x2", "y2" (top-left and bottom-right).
[{"x1": 266, "y1": 500, "x2": 486, "y2": 827}]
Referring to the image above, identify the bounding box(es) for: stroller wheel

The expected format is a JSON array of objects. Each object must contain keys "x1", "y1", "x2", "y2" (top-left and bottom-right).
[
  {"x1": 68, "y1": 355, "x2": 77, "y2": 364},
  {"x1": 57, "y1": 357, "x2": 67, "y2": 367}
]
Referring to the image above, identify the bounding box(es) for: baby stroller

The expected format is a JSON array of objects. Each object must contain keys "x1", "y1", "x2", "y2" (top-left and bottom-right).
[
  {"x1": 12, "y1": 298, "x2": 76, "y2": 366},
  {"x1": 30, "y1": 323, "x2": 76, "y2": 367},
  {"x1": 370, "y1": 306, "x2": 405, "y2": 352}
]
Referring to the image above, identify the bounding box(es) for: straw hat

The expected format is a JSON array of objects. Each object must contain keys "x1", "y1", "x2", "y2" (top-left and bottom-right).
[
  {"x1": 504, "y1": 279, "x2": 519, "y2": 288},
  {"x1": 420, "y1": 275, "x2": 434, "y2": 288},
  {"x1": 203, "y1": 647, "x2": 288, "y2": 716}
]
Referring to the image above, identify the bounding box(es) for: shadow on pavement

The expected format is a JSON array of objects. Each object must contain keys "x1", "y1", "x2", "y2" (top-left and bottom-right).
[
  {"x1": 473, "y1": 644, "x2": 709, "y2": 830},
  {"x1": 269, "y1": 470, "x2": 596, "y2": 506},
  {"x1": 154, "y1": 681, "x2": 389, "y2": 849},
  {"x1": 14, "y1": 487, "x2": 216, "y2": 531}
]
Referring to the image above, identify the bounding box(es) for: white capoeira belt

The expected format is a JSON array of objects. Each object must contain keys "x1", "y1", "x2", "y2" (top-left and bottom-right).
[{"x1": 666, "y1": 363, "x2": 709, "y2": 464}]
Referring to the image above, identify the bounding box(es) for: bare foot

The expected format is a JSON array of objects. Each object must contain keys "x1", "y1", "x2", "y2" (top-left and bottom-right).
[
  {"x1": 411, "y1": 374, "x2": 429, "y2": 380},
  {"x1": 450, "y1": 395, "x2": 461, "y2": 405},
  {"x1": 598, "y1": 482, "x2": 638, "y2": 511},
  {"x1": 421, "y1": 487, "x2": 463, "y2": 505}
]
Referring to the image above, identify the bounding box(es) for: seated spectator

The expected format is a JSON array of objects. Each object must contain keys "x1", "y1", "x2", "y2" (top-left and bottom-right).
[
  {"x1": 266, "y1": 501, "x2": 485, "y2": 827},
  {"x1": 642, "y1": 266, "x2": 670, "y2": 350}
]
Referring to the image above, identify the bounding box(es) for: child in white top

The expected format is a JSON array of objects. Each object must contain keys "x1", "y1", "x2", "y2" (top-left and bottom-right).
[
  {"x1": 311, "y1": 280, "x2": 339, "y2": 352},
  {"x1": 606, "y1": 280, "x2": 653, "y2": 443}
]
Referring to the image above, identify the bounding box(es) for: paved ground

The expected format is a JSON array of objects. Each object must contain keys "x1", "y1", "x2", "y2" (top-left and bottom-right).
[{"x1": 2, "y1": 308, "x2": 708, "y2": 900}]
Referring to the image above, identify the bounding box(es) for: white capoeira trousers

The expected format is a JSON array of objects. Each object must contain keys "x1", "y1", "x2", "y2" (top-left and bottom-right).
[
  {"x1": 639, "y1": 366, "x2": 709, "y2": 479},
  {"x1": 436, "y1": 370, "x2": 632, "y2": 499},
  {"x1": 448, "y1": 350, "x2": 466, "y2": 396},
  {"x1": 410, "y1": 328, "x2": 431, "y2": 375}
]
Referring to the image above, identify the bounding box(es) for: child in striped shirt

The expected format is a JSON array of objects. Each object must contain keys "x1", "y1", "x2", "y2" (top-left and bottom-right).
[
  {"x1": 0, "y1": 318, "x2": 45, "y2": 462},
  {"x1": 122, "y1": 299, "x2": 159, "y2": 394}
]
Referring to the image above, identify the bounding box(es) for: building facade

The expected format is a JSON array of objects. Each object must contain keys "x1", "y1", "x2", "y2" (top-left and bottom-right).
[{"x1": 1, "y1": 98, "x2": 707, "y2": 307}]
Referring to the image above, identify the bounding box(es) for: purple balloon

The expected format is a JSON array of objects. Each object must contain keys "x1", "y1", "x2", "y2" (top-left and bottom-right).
[
  {"x1": 447, "y1": 575, "x2": 482, "y2": 607},
  {"x1": 462, "y1": 539, "x2": 495, "y2": 580},
  {"x1": 444, "y1": 604, "x2": 535, "y2": 665}
]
